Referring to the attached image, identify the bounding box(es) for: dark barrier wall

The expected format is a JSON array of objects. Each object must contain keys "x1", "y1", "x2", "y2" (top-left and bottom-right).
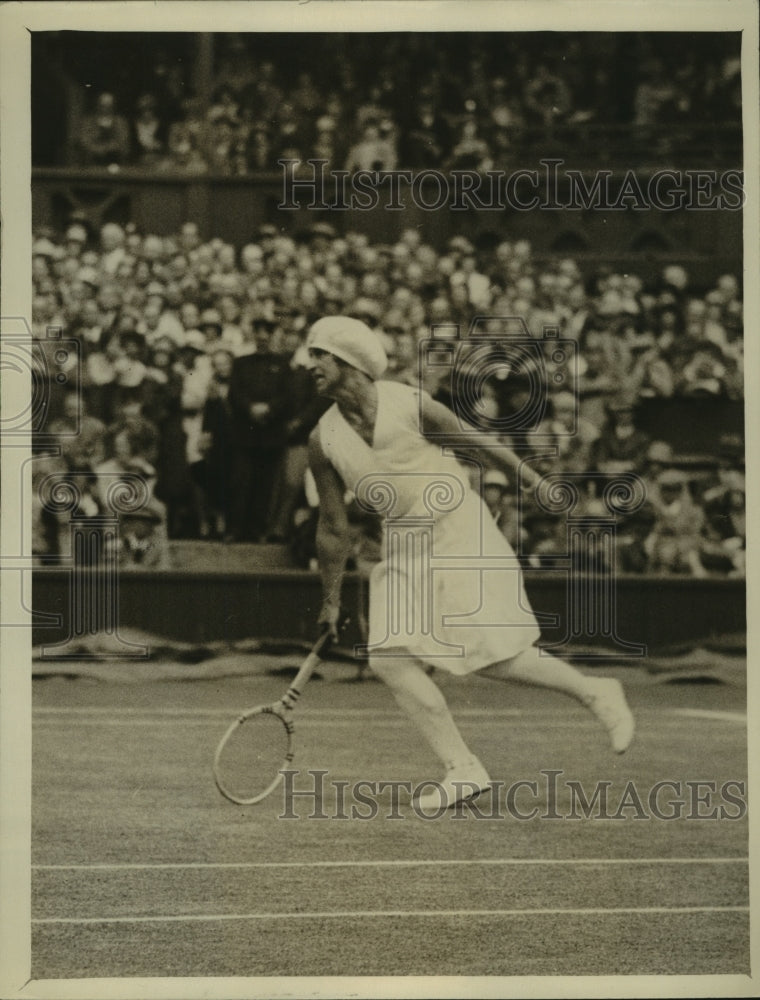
[
  {"x1": 32, "y1": 169, "x2": 742, "y2": 286},
  {"x1": 634, "y1": 397, "x2": 743, "y2": 455},
  {"x1": 32, "y1": 569, "x2": 746, "y2": 655}
]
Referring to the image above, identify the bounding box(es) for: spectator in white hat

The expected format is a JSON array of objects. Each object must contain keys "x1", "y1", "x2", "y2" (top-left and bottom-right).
[{"x1": 77, "y1": 92, "x2": 131, "y2": 167}]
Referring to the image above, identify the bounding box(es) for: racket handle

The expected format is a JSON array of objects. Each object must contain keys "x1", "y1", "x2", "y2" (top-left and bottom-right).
[
  {"x1": 281, "y1": 650, "x2": 320, "y2": 706},
  {"x1": 280, "y1": 618, "x2": 348, "y2": 707}
]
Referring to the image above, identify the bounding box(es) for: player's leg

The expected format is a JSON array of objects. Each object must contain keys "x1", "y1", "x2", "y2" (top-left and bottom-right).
[
  {"x1": 370, "y1": 651, "x2": 490, "y2": 807},
  {"x1": 479, "y1": 645, "x2": 635, "y2": 753}
]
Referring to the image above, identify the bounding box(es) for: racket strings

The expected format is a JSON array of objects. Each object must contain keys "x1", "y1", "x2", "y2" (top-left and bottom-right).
[{"x1": 215, "y1": 709, "x2": 292, "y2": 805}]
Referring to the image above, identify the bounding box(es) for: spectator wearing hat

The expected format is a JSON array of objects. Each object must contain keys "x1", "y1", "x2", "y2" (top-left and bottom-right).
[
  {"x1": 131, "y1": 331, "x2": 200, "y2": 538},
  {"x1": 700, "y1": 476, "x2": 745, "y2": 577},
  {"x1": 524, "y1": 62, "x2": 572, "y2": 132},
  {"x1": 633, "y1": 58, "x2": 679, "y2": 130},
  {"x1": 141, "y1": 335, "x2": 183, "y2": 428},
  {"x1": 448, "y1": 282, "x2": 475, "y2": 329},
  {"x1": 401, "y1": 99, "x2": 449, "y2": 168},
  {"x1": 96, "y1": 413, "x2": 160, "y2": 508},
  {"x1": 383, "y1": 326, "x2": 418, "y2": 387},
  {"x1": 271, "y1": 102, "x2": 308, "y2": 164},
  {"x1": 266, "y1": 338, "x2": 330, "y2": 543},
  {"x1": 43, "y1": 247, "x2": 70, "y2": 280},
  {"x1": 653, "y1": 298, "x2": 699, "y2": 372},
  {"x1": 31, "y1": 448, "x2": 68, "y2": 563},
  {"x1": 179, "y1": 329, "x2": 213, "y2": 413},
  {"x1": 217, "y1": 296, "x2": 245, "y2": 351},
  {"x1": 643, "y1": 440, "x2": 674, "y2": 484},
  {"x1": 700, "y1": 432, "x2": 745, "y2": 509},
  {"x1": 250, "y1": 59, "x2": 284, "y2": 125},
  {"x1": 94, "y1": 281, "x2": 123, "y2": 340},
  {"x1": 198, "y1": 345, "x2": 237, "y2": 539},
  {"x1": 99, "y1": 223, "x2": 128, "y2": 276},
  {"x1": 133, "y1": 94, "x2": 165, "y2": 166},
  {"x1": 149, "y1": 282, "x2": 187, "y2": 345},
  {"x1": 108, "y1": 328, "x2": 150, "y2": 416},
  {"x1": 228, "y1": 318, "x2": 293, "y2": 541},
  {"x1": 31, "y1": 237, "x2": 55, "y2": 281},
  {"x1": 82, "y1": 338, "x2": 117, "y2": 424},
  {"x1": 615, "y1": 503, "x2": 656, "y2": 574},
  {"x1": 481, "y1": 469, "x2": 521, "y2": 547},
  {"x1": 576, "y1": 330, "x2": 623, "y2": 429},
  {"x1": 344, "y1": 122, "x2": 397, "y2": 173},
  {"x1": 256, "y1": 223, "x2": 278, "y2": 253},
  {"x1": 677, "y1": 341, "x2": 731, "y2": 397},
  {"x1": 47, "y1": 390, "x2": 107, "y2": 474},
  {"x1": 165, "y1": 108, "x2": 209, "y2": 174},
  {"x1": 697, "y1": 291, "x2": 730, "y2": 352},
  {"x1": 312, "y1": 114, "x2": 340, "y2": 167},
  {"x1": 240, "y1": 243, "x2": 265, "y2": 278},
  {"x1": 62, "y1": 223, "x2": 89, "y2": 260},
  {"x1": 197, "y1": 306, "x2": 221, "y2": 341},
  {"x1": 143, "y1": 342, "x2": 195, "y2": 540},
  {"x1": 536, "y1": 390, "x2": 600, "y2": 474},
  {"x1": 647, "y1": 468, "x2": 706, "y2": 577},
  {"x1": 203, "y1": 108, "x2": 239, "y2": 176},
  {"x1": 243, "y1": 122, "x2": 273, "y2": 171},
  {"x1": 487, "y1": 82, "x2": 525, "y2": 162},
  {"x1": 451, "y1": 254, "x2": 491, "y2": 311},
  {"x1": 444, "y1": 117, "x2": 492, "y2": 172},
  {"x1": 72, "y1": 298, "x2": 106, "y2": 356},
  {"x1": 77, "y1": 92, "x2": 131, "y2": 167},
  {"x1": 177, "y1": 221, "x2": 201, "y2": 255},
  {"x1": 117, "y1": 500, "x2": 171, "y2": 569},
  {"x1": 48, "y1": 469, "x2": 109, "y2": 563},
  {"x1": 590, "y1": 395, "x2": 650, "y2": 475},
  {"x1": 627, "y1": 331, "x2": 674, "y2": 398},
  {"x1": 347, "y1": 296, "x2": 383, "y2": 330},
  {"x1": 519, "y1": 506, "x2": 566, "y2": 569},
  {"x1": 178, "y1": 302, "x2": 201, "y2": 334}
]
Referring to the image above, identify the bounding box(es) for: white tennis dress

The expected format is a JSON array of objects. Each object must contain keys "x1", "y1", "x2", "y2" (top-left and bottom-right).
[{"x1": 318, "y1": 380, "x2": 541, "y2": 673}]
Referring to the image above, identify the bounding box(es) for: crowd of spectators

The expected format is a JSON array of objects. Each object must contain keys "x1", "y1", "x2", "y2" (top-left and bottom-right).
[
  {"x1": 30, "y1": 217, "x2": 745, "y2": 577},
  {"x1": 35, "y1": 32, "x2": 742, "y2": 172}
]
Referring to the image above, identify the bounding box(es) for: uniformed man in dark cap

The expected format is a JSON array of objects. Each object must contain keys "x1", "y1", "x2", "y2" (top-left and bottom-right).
[{"x1": 228, "y1": 317, "x2": 292, "y2": 541}]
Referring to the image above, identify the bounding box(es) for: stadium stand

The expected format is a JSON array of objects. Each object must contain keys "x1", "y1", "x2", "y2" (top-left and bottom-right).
[{"x1": 29, "y1": 31, "x2": 744, "y2": 585}]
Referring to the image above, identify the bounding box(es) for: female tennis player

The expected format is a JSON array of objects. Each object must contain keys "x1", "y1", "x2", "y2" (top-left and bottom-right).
[{"x1": 307, "y1": 315, "x2": 634, "y2": 811}]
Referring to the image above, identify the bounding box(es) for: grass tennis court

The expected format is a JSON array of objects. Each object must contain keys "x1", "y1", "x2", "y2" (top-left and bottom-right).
[{"x1": 32, "y1": 662, "x2": 749, "y2": 979}]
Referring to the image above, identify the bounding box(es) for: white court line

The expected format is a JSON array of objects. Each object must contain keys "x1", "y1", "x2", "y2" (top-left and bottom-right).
[
  {"x1": 33, "y1": 905, "x2": 749, "y2": 926},
  {"x1": 671, "y1": 708, "x2": 746, "y2": 723},
  {"x1": 32, "y1": 718, "x2": 514, "y2": 728},
  {"x1": 32, "y1": 706, "x2": 748, "y2": 722},
  {"x1": 32, "y1": 706, "x2": 520, "y2": 718},
  {"x1": 34, "y1": 857, "x2": 748, "y2": 872},
  {"x1": 32, "y1": 708, "x2": 524, "y2": 726}
]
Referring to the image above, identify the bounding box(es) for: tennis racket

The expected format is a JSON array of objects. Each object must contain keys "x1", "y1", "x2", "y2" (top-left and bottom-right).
[{"x1": 213, "y1": 625, "x2": 342, "y2": 805}]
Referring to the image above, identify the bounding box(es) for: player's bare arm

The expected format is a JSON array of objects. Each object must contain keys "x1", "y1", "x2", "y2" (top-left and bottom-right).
[
  {"x1": 308, "y1": 426, "x2": 351, "y2": 640},
  {"x1": 419, "y1": 390, "x2": 541, "y2": 490}
]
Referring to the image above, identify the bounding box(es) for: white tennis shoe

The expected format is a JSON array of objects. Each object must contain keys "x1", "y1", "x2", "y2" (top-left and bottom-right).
[
  {"x1": 586, "y1": 677, "x2": 635, "y2": 753},
  {"x1": 416, "y1": 756, "x2": 492, "y2": 812}
]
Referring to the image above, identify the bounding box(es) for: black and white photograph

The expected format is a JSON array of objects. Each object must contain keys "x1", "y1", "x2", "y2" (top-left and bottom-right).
[{"x1": 0, "y1": 2, "x2": 758, "y2": 997}]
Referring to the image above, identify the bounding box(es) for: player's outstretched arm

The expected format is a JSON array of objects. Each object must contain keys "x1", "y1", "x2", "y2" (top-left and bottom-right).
[
  {"x1": 308, "y1": 428, "x2": 352, "y2": 641},
  {"x1": 419, "y1": 390, "x2": 541, "y2": 490}
]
